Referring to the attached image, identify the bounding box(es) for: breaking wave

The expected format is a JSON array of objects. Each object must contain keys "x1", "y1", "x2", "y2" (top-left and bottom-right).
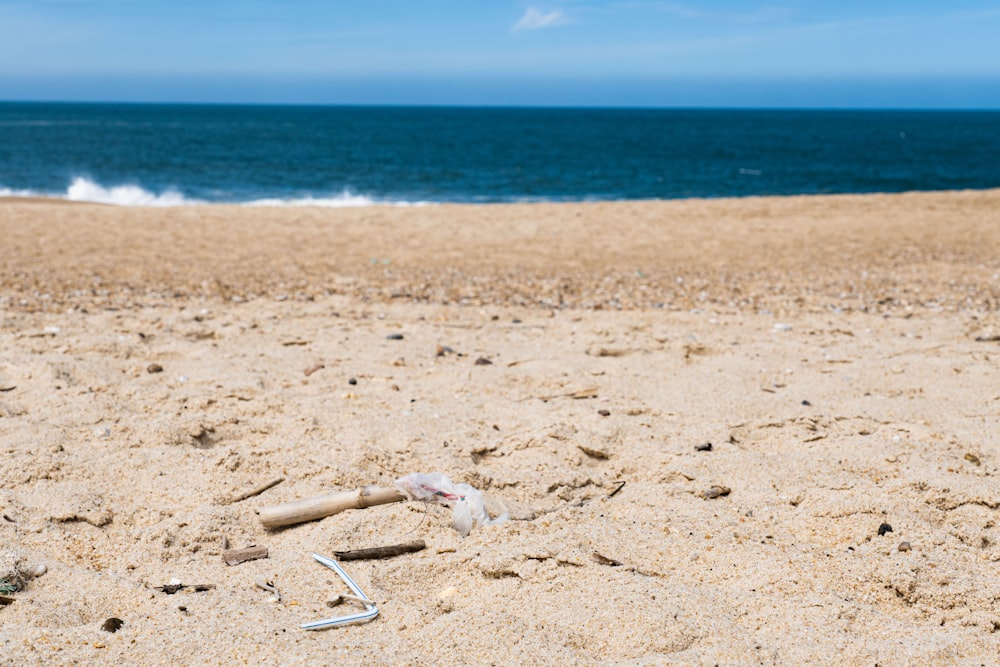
[
  {"x1": 0, "y1": 177, "x2": 423, "y2": 207},
  {"x1": 66, "y1": 177, "x2": 194, "y2": 206}
]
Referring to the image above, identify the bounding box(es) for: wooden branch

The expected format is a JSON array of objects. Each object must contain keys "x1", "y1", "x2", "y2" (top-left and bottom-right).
[
  {"x1": 334, "y1": 540, "x2": 426, "y2": 561},
  {"x1": 223, "y1": 545, "x2": 269, "y2": 566},
  {"x1": 257, "y1": 486, "x2": 406, "y2": 529}
]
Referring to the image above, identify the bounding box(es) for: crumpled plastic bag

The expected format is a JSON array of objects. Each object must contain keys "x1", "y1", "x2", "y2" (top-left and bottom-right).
[{"x1": 394, "y1": 472, "x2": 508, "y2": 536}]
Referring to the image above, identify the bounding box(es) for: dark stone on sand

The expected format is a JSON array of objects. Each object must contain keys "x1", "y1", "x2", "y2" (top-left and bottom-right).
[
  {"x1": 878, "y1": 522, "x2": 893, "y2": 536},
  {"x1": 801, "y1": 400, "x2": 812, "y2": 406},
  {"x1": 474, "y1": 357, "x2": 493, "y2": 365},
  {"x1": 147, "y1": 363, "x2": 163, "y2": 374},
  {"x1": 348, "y1": 377, "x2": 357, "y2": 385},
  {"x1": 597, "y1": 409, "x2": 611, "y2": 417},
  {"x1": 695, "y1": 442, "x2": 713, "y2": 452},
  {"x1": 386, "y1": 333, "x2": 404, "y2": 340},
  {"x1": 101, "y1": 617, "x2": 124, "y2": 633}
]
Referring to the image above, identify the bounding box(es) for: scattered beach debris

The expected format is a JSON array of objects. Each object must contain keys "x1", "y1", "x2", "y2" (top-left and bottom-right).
[
  {"x1": 701, "y1": 485, "x2": 731, "y2": 500},
  {"x1": 436, "y1": 345, "x2": 455, "y2": 356},
  {"x1": 224, "y1": 477, "x2": 284, "y2": 505},
  {"x1": 386, "y1": 333, "x2": 404, "y2": 340},
  {"x1": 395, "y1": 472, "x2": 508, "y2": 536},
  {"x1": 474, "y1": 357, "x2": 493, "y2": 365},
  {"x1": 258, "y1": 485, "x2": 406, "y2": 529},
  {"x1": 0, "y1": 595, "x2": 14, "y2": 607},
  {"x1": 155, "y1": 581, "x2": 216, "y2": 594},
  {"x1": 334, "y1": 540, "x2": 426, "y2": 562},
  {"x1": 101, "y1": 618, "x2": 124, "y2": 633},
  {"x1": 801, "y1": 399, "x2": 812, "y2": 406},
  {"x1": 223, "y1": 545, "x2": 269, "y2": 566},
  {"x1": 597, "y1": 409, "x2": 611, "y2": 417},
  {"x1": 281, "y1": 339, "x2": 310, "y2": 346},
  {"x1": 303, "y1": 553, "x2": 378, "y2": 630},
  {"x1": 964, "y1": 453, "x2": 981, "y2": 466},
  {"x1": 0, "y1": 385, "x2": 16, "y2": 392},
  {"x1": 608, "y1": 481, "x2": 626, "y2": 498},
  {"x1": 878, "y1": 522, "x2": 894, "y2": 536},
  {"x1": 348, "y1": 377, "x2": 357, "y2": 385},
  {"x1": 974, "y1": 334, "x2": 1000, "y2": 342},
  {"x1": 694, "y1": 442, "x2": 713, "y2": 452},
  {"x1": 898, "y1": 541, "x2": 912, "y2": 552},
  {"x1": 578, "y1": 444, "x2": 610, "y2": 460},
  {"x1": 256, "y1": 579, "x2": 282, "y2": 603},
  {"x1": 303, "y1": 363, "x2": 324, "y2": 377},
  {"x1": 258, "y1": 474, "x2": 506, "y2": 536},
  {"x1": 146, "y1": 363, "x2": 163, "y2": 374}
]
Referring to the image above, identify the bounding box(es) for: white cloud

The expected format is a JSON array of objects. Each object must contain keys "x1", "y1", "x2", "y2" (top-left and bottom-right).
[{"x1": 513, "y1": 7, "x2": 568, "y2": 33}]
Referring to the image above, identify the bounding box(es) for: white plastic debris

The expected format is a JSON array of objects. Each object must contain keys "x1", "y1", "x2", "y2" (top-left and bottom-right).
[{"x1": 394, "y1": 472, "x2": 508, "y2": 536}]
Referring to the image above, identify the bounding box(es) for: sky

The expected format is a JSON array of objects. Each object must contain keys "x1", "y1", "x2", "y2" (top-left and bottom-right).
[{"x1": 1, "y1": 1, "x2": 999, "y2": 108}]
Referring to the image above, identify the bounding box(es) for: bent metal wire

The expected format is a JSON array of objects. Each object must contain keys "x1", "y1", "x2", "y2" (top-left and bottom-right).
[{"x1": 302, "y1": 553, "x2": 379, "y2": 631}]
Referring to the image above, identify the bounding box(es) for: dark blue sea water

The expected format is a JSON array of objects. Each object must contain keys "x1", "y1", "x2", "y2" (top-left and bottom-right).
[{"x1": 1, "y1": 102, "x2": 998, "y2": 206}]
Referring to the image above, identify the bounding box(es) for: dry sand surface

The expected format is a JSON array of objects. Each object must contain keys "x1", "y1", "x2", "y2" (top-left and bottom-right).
[{"x1": 1, "y1": 190, "x2": 1000, "y2": 665}]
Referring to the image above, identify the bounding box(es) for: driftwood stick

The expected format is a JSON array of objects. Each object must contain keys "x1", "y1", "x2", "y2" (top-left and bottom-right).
[
  {"x1": 226, "y1": 478, "x2": 285, "y2": 505},
  {"x1": 334, "y1": 539, "x2": 426, "y2": 561},
  {"x1": 223, "y1": 545, "x2": 269, "y2": 566},
  {"x1": 257, "y1": 486, "x2": 406, "y2": 529}
]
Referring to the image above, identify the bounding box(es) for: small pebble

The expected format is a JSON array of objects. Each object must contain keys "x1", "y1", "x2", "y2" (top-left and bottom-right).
[
  {"x1": 348, "y1": 377, "x2": 357, "y2": 385},
  {"x1": 474, "y1": 357, "x2": 493, "y2": 366},
  {"x1": 964, "y1": 453, "x2": 981, "y2": 466},
  {"x1": 597, "y1": 409, "x2": 611, "y2": 417},
  {"x1": 701, "y1": 485, "x2": 731, "y2": 500},
  {"x1": 386, "y1": 333, "x2": 404, "y2": 340},
  {"x1": 694, "y1": 442, "x2": 713, "y2": 452},
  {"x1": 101, "y1": 618, "x2": 124, "y2": 633},
  {"x1": 878, "y1": 522, "x2": 893, "y2": 536},
  {"x1": 898, "y1": 541, "x2": 912, "y2": 552},
  {"x1": 801, "y1": 400, "x2": 812, "y2": 406},
  {"x1": 147, "y1": 363, "x2": 163, "y2": 374}
]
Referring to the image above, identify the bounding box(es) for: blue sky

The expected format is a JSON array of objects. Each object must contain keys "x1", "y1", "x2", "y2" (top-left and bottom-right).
[{"x1": 1, "y1": 1, "x2": 999, "y2": 107}]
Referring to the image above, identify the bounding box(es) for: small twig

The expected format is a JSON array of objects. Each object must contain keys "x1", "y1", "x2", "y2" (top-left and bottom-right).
[
  {"x1": 0, "y1": 386, "x2": 15, "y2": 393},
  {"x1": 592, "y1": 551, "x2": 623, "y2": 567},
  {"x1": 255, "y1": 579, "x2": 282, "y2": 603},
  {"x1": 303, "y1": 363, "x2": 325, "y2": 377},
  {"x1": 334, "y1": 540, "x2": 426, "y2": 561},
  {"x1": 226, "y1": 478, "x2": 284, "y2": 505},
  {"x1": 223, "y1": 545, "x2": 268, "y2": 566},
  {"x1": 608, "y1": 481, "x2": 626, "y2": 498},
  {"x1": 0, "y1": 595, "x2": 14, "y2": 606}
]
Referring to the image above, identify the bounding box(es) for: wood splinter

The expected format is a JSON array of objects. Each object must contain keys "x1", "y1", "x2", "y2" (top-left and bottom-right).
[
  {"x1": 334, "y1": 539, "x2": 426, "y2": 561},
  {"x1": 223, "y1": 545, "x2": 269, "y2": 566}
]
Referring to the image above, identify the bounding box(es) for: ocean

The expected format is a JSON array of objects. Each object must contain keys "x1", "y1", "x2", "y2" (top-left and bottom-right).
[{"x1": 1, "y1": 102, "x2": 998, "y2": 206}]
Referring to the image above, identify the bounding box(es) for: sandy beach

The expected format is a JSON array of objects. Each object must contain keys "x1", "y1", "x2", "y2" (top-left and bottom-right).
[{"x1": 2, "y1": 190, "x2": 1000, "y2": 665}]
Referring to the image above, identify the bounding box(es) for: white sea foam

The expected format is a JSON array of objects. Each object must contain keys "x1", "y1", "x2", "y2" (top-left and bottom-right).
[
  {"x1": 0, "y1": 186, "x2": 37, "y2": 198},
  {"x1": 243, "y1": 191, "x2": 378, "y2": 208},
  {"x1": 66, "y1": 177, "x2": 194, "y2": 206},
  {"x1": 0, "y1": 177, "x2": 428, "y2": 208}
]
